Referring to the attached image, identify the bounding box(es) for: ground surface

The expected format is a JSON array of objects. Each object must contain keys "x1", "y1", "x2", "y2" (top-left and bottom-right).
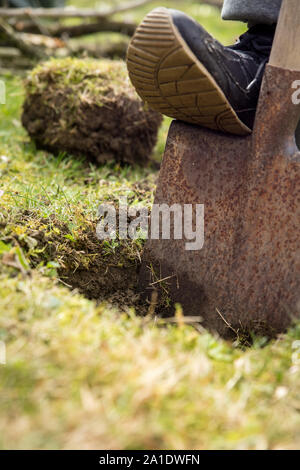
[{"x1": 0, "y1": 0, "x2": 300, "y2": 451}]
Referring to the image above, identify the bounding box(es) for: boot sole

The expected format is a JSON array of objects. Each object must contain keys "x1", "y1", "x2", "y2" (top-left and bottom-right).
[{"x1": 127, "y1": 7, "x2": 251, "y2": 136}]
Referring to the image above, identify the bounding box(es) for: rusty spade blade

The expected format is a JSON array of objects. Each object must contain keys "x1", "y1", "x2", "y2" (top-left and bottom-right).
[{"x1": 138, "y1": 0, "x2": 300, "y2": 337}]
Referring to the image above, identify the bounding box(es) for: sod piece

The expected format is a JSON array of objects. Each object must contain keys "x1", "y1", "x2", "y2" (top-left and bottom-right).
[{"x1": 22, "y1": 58, "x2": 162, "y2": 165}]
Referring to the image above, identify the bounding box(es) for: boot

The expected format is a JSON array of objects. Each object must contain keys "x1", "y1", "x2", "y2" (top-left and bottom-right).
[{"x1": 127, "y1": 7, "x2": 275, "y2": 135}]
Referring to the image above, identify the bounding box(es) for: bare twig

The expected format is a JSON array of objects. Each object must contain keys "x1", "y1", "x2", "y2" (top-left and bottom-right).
[
  {"x1": 150, "y1": 274, "x2": 176, "y2": 286},
  {"x1": 216, "y1": 307, "x2": 238, "y2": 335},
  {"x1": 160, "y1": 316, "x2": 203, "y2": 324},
  {"x1": 146, "y1": 290, "x2": 158, "y2": 318}
]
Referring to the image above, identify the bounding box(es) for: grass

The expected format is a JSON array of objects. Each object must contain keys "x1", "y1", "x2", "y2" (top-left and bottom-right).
[
  {"x1": 0, "y1": 1, "x2": 300, "y2": 451},
  {"x1": 26, "y1": 57, "x2": 132, "y2": 99}
]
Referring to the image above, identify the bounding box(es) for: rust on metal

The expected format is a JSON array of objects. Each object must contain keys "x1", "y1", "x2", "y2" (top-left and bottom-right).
[{"x1": 139, "y1": 65, "x2": 300, "y2": 338}]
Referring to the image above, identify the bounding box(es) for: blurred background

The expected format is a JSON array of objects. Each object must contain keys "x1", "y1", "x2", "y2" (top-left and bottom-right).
[{"x1": 0, "y1": 0, "x2": 245, "y2": 74}]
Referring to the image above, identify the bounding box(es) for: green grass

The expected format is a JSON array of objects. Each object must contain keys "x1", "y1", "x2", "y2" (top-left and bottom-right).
[{"x1": 0, "y1": 1, "x2": 300, "y2": 451}]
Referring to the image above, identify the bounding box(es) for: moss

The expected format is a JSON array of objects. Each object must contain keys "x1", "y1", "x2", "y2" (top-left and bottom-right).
[
  {"x1": 22, "y1": 58, "x2": 163, "y2": 165},
  {"x1": 25, "y1": 57, "x2": 136, "y2": 105}
]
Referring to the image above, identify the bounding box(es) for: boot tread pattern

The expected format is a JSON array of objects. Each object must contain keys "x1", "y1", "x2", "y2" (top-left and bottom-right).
[{"x1": 127, "y1": 7, "x2": 251, "y2": 136}]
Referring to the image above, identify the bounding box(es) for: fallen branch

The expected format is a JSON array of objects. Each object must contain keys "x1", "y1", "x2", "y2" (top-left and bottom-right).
[
  {"x1": 73, "y1": 40, "x2": 129, "y2": 60},
  {"x1": 0, "y1": 0, "x2": 153, "y2": 19},
  {"x1": 15, "y1": 19, "x2": 136, "y2": 38},
  {"x1": 0, "y1": 46, "x2": 21, "y2": 58},
  {"x1": 0, "y1": 19, "x2": 45, "y2": 60}
]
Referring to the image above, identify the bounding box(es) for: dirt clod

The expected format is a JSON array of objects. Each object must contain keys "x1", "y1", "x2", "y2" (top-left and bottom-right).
[{"x1": 22, "y1": 58, "x2": 162, "y2": 166}]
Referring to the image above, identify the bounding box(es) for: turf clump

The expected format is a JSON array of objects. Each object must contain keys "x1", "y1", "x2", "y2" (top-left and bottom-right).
[{"x1": 22, "y1": 58, "x2": 162, "y2": 165}]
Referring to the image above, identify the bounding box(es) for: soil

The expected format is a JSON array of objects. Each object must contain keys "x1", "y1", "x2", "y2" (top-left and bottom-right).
[
  {"x1": 58, "y1": 230, "x2": 143, "y2": 311},
  {"x1": 22, "y1": 58, "x2": 163, "y2": 166}
]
